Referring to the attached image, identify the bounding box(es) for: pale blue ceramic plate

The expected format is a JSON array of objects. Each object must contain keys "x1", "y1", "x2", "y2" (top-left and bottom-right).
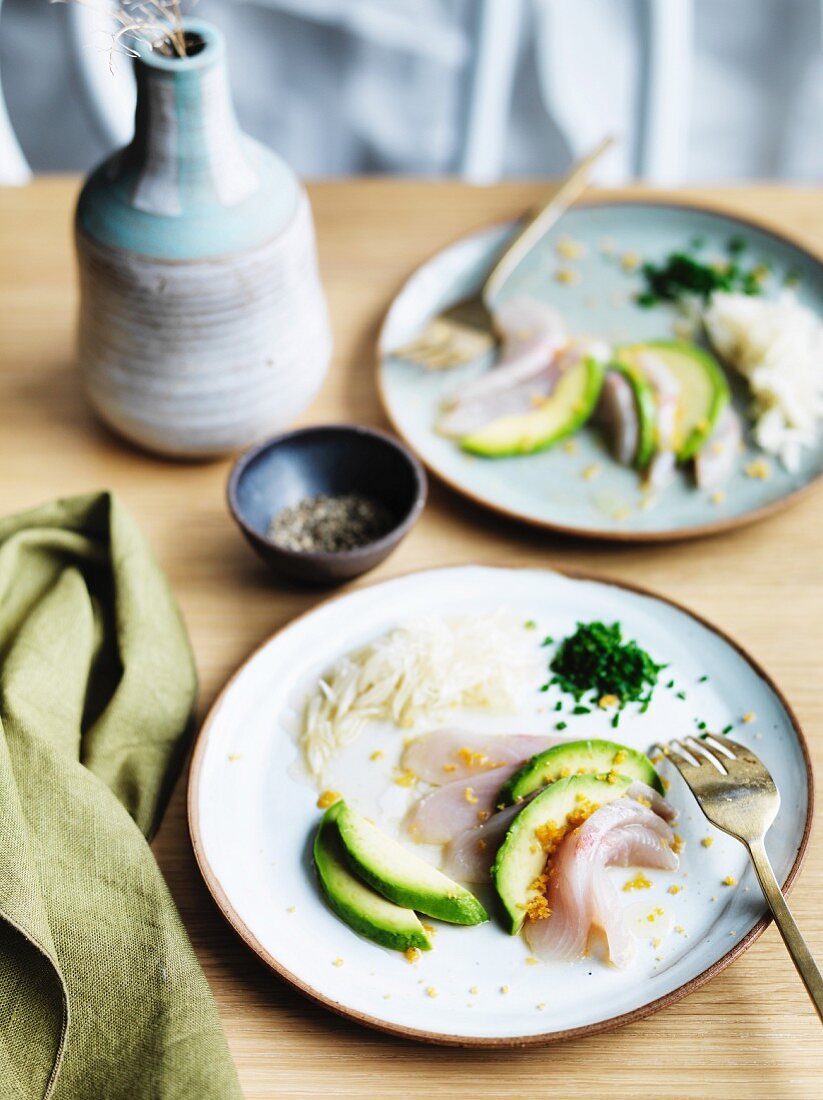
[{"x1": 378, "y1": 199, "x2": 823, "y2": 540}]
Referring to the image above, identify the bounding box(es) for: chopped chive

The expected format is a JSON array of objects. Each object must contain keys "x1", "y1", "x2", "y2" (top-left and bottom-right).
[
  {"x1": 611, "y1": 712, "x2": 620, "y2": 728},
  {"x1": 722, "y1": 724, "x2": 733, "y2": 734},
  {"x1": 666, "y1": 679, "x2": 675, "y2": 689},
  {"x1": 572, "y1": 705, "x2": 591, "y2": 716},
  {"x1": 539, "y1": 683, "x2": 550, "y2": 693},
  {"x1": 556, "y1": 721, "x2": 567, "y2": 731},
  {"x1": 524, "y1": 620, "x2": 537, "y2": 630},
  {"x1": 698, "y1": 675, "x2": 709, "y2": 683},
  {"x1": 554, "y1": 701, "x2": 562, "y2": 712},
  {"x1": 541, "y1": 636, "x2": 554, "y2": 647},
  {"x1": 676, "y1": 691, "x2": 687, "y2": 701},
  {"x1": 727, "y1": 235, "x2": 746, "y2": 255}
]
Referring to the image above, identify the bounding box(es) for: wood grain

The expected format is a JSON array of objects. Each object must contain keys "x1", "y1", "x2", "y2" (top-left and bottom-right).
[{"x1": 1, "y1": 177, "x2": 822, "y2": 1099}]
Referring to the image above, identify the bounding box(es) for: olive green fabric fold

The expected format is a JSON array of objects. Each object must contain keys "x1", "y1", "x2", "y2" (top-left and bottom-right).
[{"x1": 0, "y1": 493, "x2": 242, "y2": 1100}]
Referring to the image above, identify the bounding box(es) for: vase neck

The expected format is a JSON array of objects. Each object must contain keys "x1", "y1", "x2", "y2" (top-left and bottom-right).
[{"x1": 125, "y1": 43, "x2": 258, "y2": 216}]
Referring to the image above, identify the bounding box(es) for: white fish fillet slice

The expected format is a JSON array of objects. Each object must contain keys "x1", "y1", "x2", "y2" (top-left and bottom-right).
[
  {"x1": 524, "y1": 797, "x2": 678, "y2": 967},
  {"x1": 596, "y1": 371, "x2": 640, "y2": 465},
  {"x1": 437, "y1": 298, "x2": 567, "y2": 437},
  {"x1": 636, "y1": 351, "x2": 681, "y2": 489},
  {"x1": 694, "y1": 405, "x2": 743, "y2": 489},
  {"x1": 441, "y1": 799, "x2": 528, "y2": 883},
  {"x1": 404, "y1": 764, "x2": 519, "y2": 845},
  {"x1": 401, "y1": 729, "x2": 555, "y2": 784}
]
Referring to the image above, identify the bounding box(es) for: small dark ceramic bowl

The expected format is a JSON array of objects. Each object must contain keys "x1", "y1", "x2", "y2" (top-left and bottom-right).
[{"x1": 228, "y1": 424, "x2": 427, "y2": 584}]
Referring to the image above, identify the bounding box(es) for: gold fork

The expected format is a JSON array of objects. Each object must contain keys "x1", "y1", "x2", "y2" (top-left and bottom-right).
[
  {"x1": 662, "y1": 732, "x2": 822, "y2": 1021},
  {"x1": 388, "y1": 137, "x2": 615, "y2": 370}
]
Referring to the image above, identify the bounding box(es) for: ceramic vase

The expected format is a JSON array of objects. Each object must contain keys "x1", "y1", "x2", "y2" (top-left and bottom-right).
[{"x1": 75, "y1": 19, "x2": 331, "y2": 458}]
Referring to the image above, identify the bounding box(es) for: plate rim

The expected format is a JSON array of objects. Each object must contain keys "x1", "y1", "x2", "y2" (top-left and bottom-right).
[
  {"x1": 375, "y1": 193, "x2": 823, "y2": 543},
  {"x1": 187, "y1": 563, "x2": 815, "y2": 1047}
]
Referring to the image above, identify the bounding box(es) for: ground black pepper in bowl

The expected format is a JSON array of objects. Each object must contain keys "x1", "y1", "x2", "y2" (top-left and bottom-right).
[{"x1": 268, "y1": 493, "x2": 396, "y2": 553}]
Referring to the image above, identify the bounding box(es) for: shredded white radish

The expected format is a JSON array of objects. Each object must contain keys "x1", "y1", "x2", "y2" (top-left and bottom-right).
[
  {"x1": 704, "y1": 291, "x2": 823, "y2": 471},
  {"x1": 300, "y1": 612, "x2": 541, "y2": 777}
]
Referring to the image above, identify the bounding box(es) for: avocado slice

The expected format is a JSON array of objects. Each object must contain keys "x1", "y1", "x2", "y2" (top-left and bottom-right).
[
  {"x1": 314, "y1": 804, "x2": 432, "y2": 952},
  {"x1": 496, "y1": 739, "x2": 663, "y2": 807},
  {"x1": 492, "y1": 773, "x2": 632, "y2": 934},
  {"x1": 459, "y1": 356, "x2": 605, "y2": 457},
  {"x1": 615, "y1": 341, "x2": 729, "y2": 461},
  {"x1": 335, "y1": 801, "x2": 487, "y2": 925},
  {"x1": 608, "y1": 361, "x2": 657, "y2": 469}
]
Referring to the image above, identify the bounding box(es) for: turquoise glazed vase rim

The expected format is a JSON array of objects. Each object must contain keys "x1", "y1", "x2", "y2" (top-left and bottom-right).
[
  {"x1": 134, "y1": 18, "x2": 226, "y2": 73},
  {"x1": 76, "y1": 16, "x2": 300, "y2": 261}
]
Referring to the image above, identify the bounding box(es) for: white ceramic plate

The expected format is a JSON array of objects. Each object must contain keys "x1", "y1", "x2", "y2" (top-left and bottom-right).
[{"x1": 189, "y1": 566, "x2": 812, "y2": 1045}]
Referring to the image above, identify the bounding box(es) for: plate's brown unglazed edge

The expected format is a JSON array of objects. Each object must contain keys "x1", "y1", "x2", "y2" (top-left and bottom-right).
[
  {"x1": 375, "y1": 193, "x2": 823, "y2": 543},
  {"x1": 187, "y1": 563, "x2": 815, "y2": 1048}
]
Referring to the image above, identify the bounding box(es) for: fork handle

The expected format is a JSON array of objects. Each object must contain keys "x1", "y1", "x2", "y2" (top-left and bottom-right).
[
  {"x1": 481, "y1": 136, "x2": 615, "y2": 307},
  {"x1": 747, "y1": 838, "x2": 823, "y2": 1021}
]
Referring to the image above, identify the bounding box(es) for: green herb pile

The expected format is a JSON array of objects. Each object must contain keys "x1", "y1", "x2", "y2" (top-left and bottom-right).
[
  {"x1": 548, "y1": 621, "x2": 665, "y2": 722},
  {"x1": 636, "y1": 236, "x2": 769, "y2": 308}
]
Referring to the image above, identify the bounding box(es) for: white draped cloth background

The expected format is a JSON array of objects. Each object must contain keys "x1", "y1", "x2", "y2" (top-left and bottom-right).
[{"x1": 1, "y1": 0, "x2": 821, "y2": 180}]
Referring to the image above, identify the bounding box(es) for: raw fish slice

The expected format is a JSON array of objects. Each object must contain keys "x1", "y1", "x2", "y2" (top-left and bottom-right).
[
  {"x1": 554, "y1": 338, "x2": 611, "y2": 373},
  {"x1": 694, "y1": 405, "x2": 742, "y2": 489},
  {"x1": 404, "y1": 764, "x2": 519, "y2": 844},
  {"x1": 402, "y1": 730, "x2": 556, "y2": 784},
  {"x1": 636, "y1": 351, "x2": 681, "y2": 489},
  {"x1": 443, "y1": 298, "x2": 567, "y2": 405},
  {"x1": 441, "y1": 800, "x2": 528, "y2": 883},
  {"x1": 437, "y1": 367, "x2": 561, "y2": 438},
  {"x1": 595, "y1": 371, "x2": 640, "y2": 465},
  {"x1": 626, "y1": 780, "x2": 678, "y2": 823},
  {"x1": 524, "y1": 797, "x2": 678, "y2": 967},
  {"x1": 436, "y1": 299, "x2": 567, "y2": 437}
]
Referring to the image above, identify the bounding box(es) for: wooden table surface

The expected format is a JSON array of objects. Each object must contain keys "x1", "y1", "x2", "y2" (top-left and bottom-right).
[{"x1": 2, "y1": 178, "x2": 822, "y2": 1098}]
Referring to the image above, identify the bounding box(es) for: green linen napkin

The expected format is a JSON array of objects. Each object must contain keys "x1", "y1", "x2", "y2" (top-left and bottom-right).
[{"x1": 0, "y1": 493, "x2": 242, "y2": 1100}]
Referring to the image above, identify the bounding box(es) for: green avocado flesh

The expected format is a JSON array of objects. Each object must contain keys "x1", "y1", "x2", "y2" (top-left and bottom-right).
[
  {"x1": 335, "y1": 802, "x2": 487, "y2": 925},
  {"x1": 492, "y1": 774, "x2": 632, "y2": 935},
  {"x1": 615, "y1": 341, "x2": 729, "y2": 461},
  {"x1": 496, "y1": 739, "x2": 664, "y2": 807},
  {"x1": 459, "y1": 356, "x2": 605, "y2": 457},
  {"x1": 314, "y1": 804, "x2": 431, "y2": 952},
  {"x1": 608, "y1": 361, "x2": 657, "y2": 469}
]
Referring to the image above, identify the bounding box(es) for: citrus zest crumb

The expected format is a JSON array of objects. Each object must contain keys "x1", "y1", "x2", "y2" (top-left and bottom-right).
[
  {"x1": 621, "y1": 251, "x2": 641, "y2": 272},
  {"x1": 742, "y1": 712, "x2": 756, "y2": 723},
  {"x1": 582, "y1": 463, "x2": 601, "y2": 481},
  {"x1": 525, "y1": 956, "x2": 539, "y2": 966},
  {"x1": 701, "y1": 836, "x2": 714, "y2": 848},
  {"x1": 317, "y1": 790, "x2": 342, "y2": 809},
  {"x1": 667, "y1": 885, "x2": 682, "y2": 895},
  {"x1": 555, "y1": 267, "x2": 581, "y2": 285},
  {"x1": 425, "y1": 986, "x2": 438, "y2": 998},
  {"x1": 563, "y1": 439, "x2": 578, "y2": 455},
  {"x1": 672, "y1": 833, "x2": 684, "y2": 854},
  {"x1": 394, "y1": 768, "x2": 417, "y2": 788},
  {"x1": 227, "y1": 753, "x2": 242, "y2": 762},
  {"x1": 404, "y1": 948, "x2": 421, "y2": 963},
  {"x1": 646, "y1": 907, "x2": 665, "y2": 923},
  {"x1": 722, "y1": 875, "x2": 737, "y2": 887},
  {"x1": 745, "y1": 460, "x2": 771, "y2": 480},
  {"x1": 332, "y1": 958, "x2": 344, "y2": 967},
  {"x1": 623, "y1": 873, "x2": 652, "y2": 892},
  {"x1": 464, "y1": 787, "x2": 479, "y2": 805},
  {"x1": 500, "y1": 985, "x2": 510, "y2": 994},
  {"x1": 600, "y1": 695, "x2": 620, "y2": 710},
  {"x1": 369, "y1": 750, "x2": 384, "y2": 762},
  {"x1": 469, "y1": 986, "x2": 479, "y2": 995},
  {"x1": 674, "y1": 925, "x2": 686, "y2": 935},
  {"x1": 442, "y1": 763, "x2": 457, "y2": 773},
  {"x1": 710, "y1": 490, "x2": 726, "y2": 505},
  {"x1": 556, "y1": 236, "x2": 587, "y2": 260}
]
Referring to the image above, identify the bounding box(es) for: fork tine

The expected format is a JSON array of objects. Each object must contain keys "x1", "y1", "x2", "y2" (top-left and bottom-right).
[
  {"x1": 661, "y1": 739, "x2": 702, "y2": 770},
  {"x1": 683, "y1": 736, "x2": 729, "y2": 774},
  {"x1": 702, "y1": 731, "x2": 764, "y2": 767}
]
